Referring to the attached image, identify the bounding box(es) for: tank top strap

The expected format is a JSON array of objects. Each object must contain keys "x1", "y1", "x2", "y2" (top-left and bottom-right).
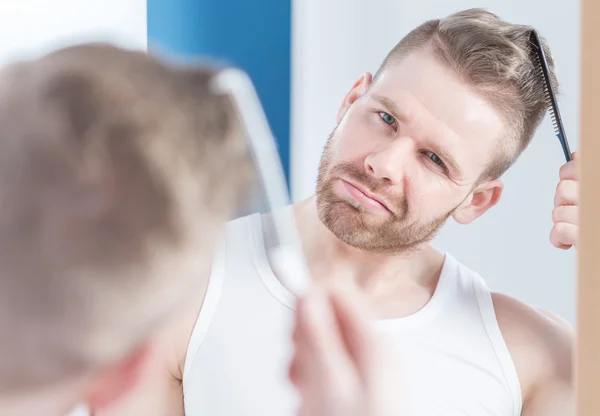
[
  {"x1": 471, "y1": 268, "x2": 523, "y2": 416},
  {"x1": 182, "y1": 216, "x2": 249, "y2": 381}
]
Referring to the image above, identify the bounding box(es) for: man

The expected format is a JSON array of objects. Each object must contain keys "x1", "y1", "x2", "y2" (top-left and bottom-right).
[
  {"x1": 0, "y1": 43, "x2": 253, "y2": 416},
  {"x1": 99, "y1": 8, "x2": 578, "y2": 416}
]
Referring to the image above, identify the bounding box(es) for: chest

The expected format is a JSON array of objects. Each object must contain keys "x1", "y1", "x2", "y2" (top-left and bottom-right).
[{"x1": 184, "y1": 308, "x2": 516, "y2": 416}]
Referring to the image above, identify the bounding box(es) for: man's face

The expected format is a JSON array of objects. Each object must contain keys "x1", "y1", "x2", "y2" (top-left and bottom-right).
[{"x1": 317, "y1": 48, "x2": 507, "y2": 253}]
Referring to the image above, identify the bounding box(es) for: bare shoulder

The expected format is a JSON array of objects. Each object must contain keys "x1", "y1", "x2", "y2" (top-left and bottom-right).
[{"x1": 491, "y1": 293, "x2": 574, "y2": 415}]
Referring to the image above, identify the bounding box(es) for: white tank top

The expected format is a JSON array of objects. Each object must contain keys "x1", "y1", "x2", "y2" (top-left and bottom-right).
[{"x1": 182, "y1": 213, "x2": 523, "y2": 416}]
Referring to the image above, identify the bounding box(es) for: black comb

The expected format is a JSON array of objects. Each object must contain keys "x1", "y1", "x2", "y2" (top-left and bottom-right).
[{"x1": 530, "y1": 30, "x2": 572, "y2": 162}]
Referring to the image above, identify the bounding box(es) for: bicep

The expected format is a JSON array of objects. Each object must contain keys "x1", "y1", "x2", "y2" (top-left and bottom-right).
[
  {"x1": 522, "y1": 309, "x2": 575, "y2": 416},
  {"x1": 522, "y1": 378, "x2": 573, "y2": 416},
  {"x1": 491, "y1": 294, "x2": 575, "y2": 416}
]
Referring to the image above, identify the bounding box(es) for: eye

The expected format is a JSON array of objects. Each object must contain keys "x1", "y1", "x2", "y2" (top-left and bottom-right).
[
  {"x1": 378, "y1": 112, "x2": 396, "y2": 127},
  {"x1": 425, "y1": 150, "x2": 446, "y2": 168}
]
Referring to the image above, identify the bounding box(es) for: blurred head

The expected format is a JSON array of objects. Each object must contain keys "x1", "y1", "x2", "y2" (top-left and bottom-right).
[
  {"x1": 0, "y1": 44, "x2": 253, "y2": 415},
  {"x1": 317, "y1": 8, "x2": 558, "y2": 253}
]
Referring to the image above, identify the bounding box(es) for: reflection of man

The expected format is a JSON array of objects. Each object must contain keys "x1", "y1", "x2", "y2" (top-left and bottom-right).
[
  {"x1": 0, "y1": 44, "x2": 252, "y2": 416},
  {"x1": 100, "y1": 8, "x2": 578, "y2": 416}
]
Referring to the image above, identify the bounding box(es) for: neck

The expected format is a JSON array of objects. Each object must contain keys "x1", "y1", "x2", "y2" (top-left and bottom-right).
[{"x1": 292, "y1": 196, "x2": 444, "y2": 297}]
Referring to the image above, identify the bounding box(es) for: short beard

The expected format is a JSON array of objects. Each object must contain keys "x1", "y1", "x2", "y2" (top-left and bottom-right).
[{"x1": 316, "y1": 130, "x2": 455, "y2": 254}]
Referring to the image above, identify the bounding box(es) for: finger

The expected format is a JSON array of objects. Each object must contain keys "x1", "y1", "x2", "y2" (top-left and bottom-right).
[
  {"x1": 293, "y1": 288, "x2": 360, "y2": 413},
  {"x1": 329, "y1": 288, "x2": 375, "y2": 376},
  {"x1": 295, "y1": 403, "x2": 311, "y2": 416},
  {"x1": 289, "y1": 297, "x2": 326, "y2": 389},
  {"x1": 554, "y1": 180, "x2": 578, "y2": 207},
  {"x1": 289, "y1": 302, "x2": 305, "y2": 386},
  {"x1": 291, "y1": 297, "x2": 305, "y2": 345},
  {"x1": 330, "y1": 287, "x2": 406, "y2": 408},
  {"x1": 288, "y1": 346, "x2": 312, "y2": 388},
  {"x1": 550, "y1": 222, "x2": 577, "y2": 250},
  {"x1": 329, "y1": 286, "x2": 395, "y2": 390},
  {"x1": 552, "y1": 205, "x2": 578, "y2": 225},
  {"x1": 296, "y1": 288, "x2": 352, "y2": 377},
  {"x1": 559, "y1": 157, "x2": 579, "y2": 181},
  {"x1": 288, "y1": 352, "x2": 301, "y2": 386}
]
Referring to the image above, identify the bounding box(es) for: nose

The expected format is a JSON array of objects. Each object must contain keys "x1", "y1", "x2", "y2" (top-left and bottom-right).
[{"x1": 364, "y1": 138, "x2": 412, "y2": 185}]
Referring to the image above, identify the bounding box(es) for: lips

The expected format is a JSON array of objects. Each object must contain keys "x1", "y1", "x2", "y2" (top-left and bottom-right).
[{"x1": 340, "y1": 179, "x2": 392, "y2": 213}]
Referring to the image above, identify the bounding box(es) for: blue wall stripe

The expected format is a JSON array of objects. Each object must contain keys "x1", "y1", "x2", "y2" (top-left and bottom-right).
[{"x1": 147, "y1": 0, "x2": 292, "y2": 185}]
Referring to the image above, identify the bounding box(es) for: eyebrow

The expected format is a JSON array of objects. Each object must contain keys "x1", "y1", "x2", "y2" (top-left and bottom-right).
[
  {"x1": 429, "y1": 144, "x2": 461, "y2": 174},
  {"x1": 372, "y1": 93, "x2": 462, "y2": 175},
  {"x1": 372, "y1": 94, "x2": 406, "y2": 123}
]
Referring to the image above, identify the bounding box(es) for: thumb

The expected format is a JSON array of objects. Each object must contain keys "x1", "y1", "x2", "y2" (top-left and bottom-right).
[
  {"x1": 297, "y1": 287, "x2": 355, "y2": 378},
  {"x1": 329, "y1": 287, "x2": 378, "y2": 381},
  {"x1": 331, "y1": 288, "x2": 411, "y2": 415}
]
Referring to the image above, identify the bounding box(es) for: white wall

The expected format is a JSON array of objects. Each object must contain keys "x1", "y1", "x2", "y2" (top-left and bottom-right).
[
  {"x1": 0, "y1": 0, "x2": 146, "y2": 65},
  {"x1": 291, "y1": 0, "x2": 579, "y2": 322}
]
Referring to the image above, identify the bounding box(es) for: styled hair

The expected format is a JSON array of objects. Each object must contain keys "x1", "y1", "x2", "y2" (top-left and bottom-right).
[
  {"x1": 0, "y1": 43, "x2": 253, "y2": 390},
  {"x1": 375, "y1": 8, "x2": 558, "y2": 179}
]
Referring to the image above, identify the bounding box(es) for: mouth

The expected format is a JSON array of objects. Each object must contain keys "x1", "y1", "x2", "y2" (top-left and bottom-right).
[{"x1": 339, "y1": 179, "x2": 392, "y2": 214}]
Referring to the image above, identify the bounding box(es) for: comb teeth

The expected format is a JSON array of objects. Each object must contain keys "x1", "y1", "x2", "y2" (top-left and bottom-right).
[
  {"x1": 530, "y1": 29, "x2": 571, "y2": 162},
  {"x1": 534, "y1": 53, "x2": 561, "y2": 136},
  {"x1": 546, "y1": 90, "x2": 560, "y2": 134}
]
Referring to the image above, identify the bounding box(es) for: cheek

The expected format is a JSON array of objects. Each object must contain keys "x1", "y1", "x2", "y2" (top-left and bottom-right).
[
  {"x1": 404, "y1": 171, "x2": 459, "y2": 215},
  {"x1": 327, "y1": 133, "x2": 366, "y2": 166},
  {"x1": 331, "y1": 112, "x2": 383, "y2": 161}
]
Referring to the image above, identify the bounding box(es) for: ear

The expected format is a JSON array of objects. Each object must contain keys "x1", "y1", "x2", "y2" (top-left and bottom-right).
[
  {"x1": 85, "y1": 343, "x2": 154, "y2": 411},
  {"x1": 452, "y1": 180, "x2": 503, "y2": 225},
  {"x1": 336, "y1": 72, "x2": 373, "y2": 124}
]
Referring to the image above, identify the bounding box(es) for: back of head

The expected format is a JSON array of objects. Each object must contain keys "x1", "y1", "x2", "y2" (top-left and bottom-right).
[
  {"x1": 0, "y1": 43, "x2": 253, "y2": 395},
  {"x1": 376, "y1": 8, "x2": 558, "y2": 179}
]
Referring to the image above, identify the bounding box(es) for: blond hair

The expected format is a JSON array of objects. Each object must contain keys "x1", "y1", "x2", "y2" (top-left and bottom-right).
[
  {"x1": 375, "y1": 8, "x2": 558, "y2": 179},
  {"x1": 0, "y1": 44, "x2": 253, "y2": 390}
]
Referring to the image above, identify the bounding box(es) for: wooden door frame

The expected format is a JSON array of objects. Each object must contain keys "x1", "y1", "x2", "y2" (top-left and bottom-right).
[{"x1": 577, "y1": 1, "x2": 599, "y2": 414}]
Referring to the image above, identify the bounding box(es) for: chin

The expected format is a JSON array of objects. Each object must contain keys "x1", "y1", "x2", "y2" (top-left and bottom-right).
[
  {"x1": 317, "y1": 197, "x2": 448, "y2": 254},
  {"x1": 318, "y1": 201, "x2": 382, "y2": 243},
  {"x1": 321, "y1": 197, "x2": 388, "y2": 224}
]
